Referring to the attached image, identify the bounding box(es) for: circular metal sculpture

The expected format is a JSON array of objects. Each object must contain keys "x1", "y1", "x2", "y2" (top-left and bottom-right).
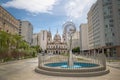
[
  {"x1": 63, "y1": 21, "x2": 76, "y2": 67},
  {"x1": 63, "y1": 21, "x2": 76, "y2": 36}
]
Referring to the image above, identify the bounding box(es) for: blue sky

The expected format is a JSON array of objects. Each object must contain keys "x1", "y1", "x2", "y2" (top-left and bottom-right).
[{"x1": 0, "y1": 0, "x2": 96, "y2": 36}]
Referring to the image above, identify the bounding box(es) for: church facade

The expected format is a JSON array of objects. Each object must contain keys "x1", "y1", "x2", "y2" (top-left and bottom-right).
[{"x1": 46, "y1": 30, "x2": 68, "y2": 54}]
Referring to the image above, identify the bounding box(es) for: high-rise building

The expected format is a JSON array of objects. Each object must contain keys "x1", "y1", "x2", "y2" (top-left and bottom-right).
[
  {"x1": 37, "y1": 30, "x2": 49, "y2": 51},
  {"x1": 80, "y1": 24, "x2": 89, "y2": 52},
  {"x1": 0, "y1": 5, "x2": 19, "y2": 34},
  {"x1": 87, "y1": 0, "x2": 120, "y2": 57},
  {"x1": 32, "y1": 33, "x2": 38, "y2": 46},
  {"x1": 18, "y1": 20, "x2": 33, "y2": 45},
  {"x1": 71, "y1": 31, "x2": 80, "y2": 49}
]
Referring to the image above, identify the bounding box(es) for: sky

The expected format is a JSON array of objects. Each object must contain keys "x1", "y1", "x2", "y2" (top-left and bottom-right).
[{"x1": 0, "y1": 0, "x2": 96, "y2": 36}]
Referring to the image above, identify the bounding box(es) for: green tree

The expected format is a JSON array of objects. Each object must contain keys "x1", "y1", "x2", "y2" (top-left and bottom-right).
[
  {"x1": 12, "y1": 34, "x2": 23, "y2": 49},
  {"x1": 0, "y1": 31, "x2": 39, "y2": 62},
  {"x1": 0, "y1": 31, "x2": 9, "y2": 51},
  {"x1": 0, "y1": 31, "x2": 12, "y2": 62},
  {"x1": 72, "y1": 47, "x2": 80, "y2": 53}
]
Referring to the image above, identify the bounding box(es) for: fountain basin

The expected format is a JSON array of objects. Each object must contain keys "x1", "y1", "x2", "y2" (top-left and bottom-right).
[
  {"x1": 35, "y1": 62, "x2": 109, "y2": 77},
  {"x1": 45, "y1": 62, "x2": 98, "y2": 68}
]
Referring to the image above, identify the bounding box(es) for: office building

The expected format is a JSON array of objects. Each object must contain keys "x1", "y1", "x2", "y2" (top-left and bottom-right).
[
  {"x1": 32, "y1": 33, "x2": 38, "y2": 46},
  {"x1": 87, "y1": 0, "x2": 120, "y2": 57},
  {"x1": 72, "y1": 31, "x2": 80, "y2": 49},
  {"x1": 18, "y1": 20, "x2": 33, "y2": 45},
  {"x1": 80, "y1": 24, "x2": 89, "y2": 53}
]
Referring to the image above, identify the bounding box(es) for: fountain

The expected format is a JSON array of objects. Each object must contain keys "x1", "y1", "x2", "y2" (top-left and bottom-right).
[
  {"x1": 63, "y1": 21, "x2": 76, "y2": 67},
  {"x1": 35, "y1": 21, "x2": 109, "y2": 77}
]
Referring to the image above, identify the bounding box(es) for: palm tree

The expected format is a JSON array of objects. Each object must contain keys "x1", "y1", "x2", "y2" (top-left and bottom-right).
[
  {"x1": 0, "y1": 31, "x2": 11, "y2": 62},
  {"x1": 12, "y1": 34, "x2": 23, "y2": 49},
  {"x1": 0, "y1": 31, "x2": 9, "y2": 51}
]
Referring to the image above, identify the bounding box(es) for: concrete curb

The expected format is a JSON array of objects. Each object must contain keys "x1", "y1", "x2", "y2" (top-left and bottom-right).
[{"x1": 35, "y1": 67, "x2": 110, "y2": 77}]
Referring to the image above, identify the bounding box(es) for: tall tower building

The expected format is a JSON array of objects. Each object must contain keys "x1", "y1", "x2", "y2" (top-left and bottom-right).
[
  {"x1": 18, "y1": 20, "x2": 33, "y2": 45},
  {"x1": 38, "y1": 30, "x2": 49, "y2": 51},
  {"x1": 80, "y1": 24, "x2": 89, "y2": 52},
  {"x1": 32, "y1": 33, "x2": 38, "y2": 46},
  {"x1": 87, "y1": 0, "x2": 120, "y2": 57},
  {"x1": 72, "y1": 31, "x2": 80, "y2": 49}
]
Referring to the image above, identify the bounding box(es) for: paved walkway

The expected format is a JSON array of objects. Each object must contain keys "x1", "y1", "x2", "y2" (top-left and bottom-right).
[
  {"x1": 107, "y1": 62, "x2": 120, "y2": 69},
  {"x1": 75, "y1": 55, "x2": 120, "y2": 69},
  {"x1": 0, "y1": 58, "x2": 120, "y2": 80}
]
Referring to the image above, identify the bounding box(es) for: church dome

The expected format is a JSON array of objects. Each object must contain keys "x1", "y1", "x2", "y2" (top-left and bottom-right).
[{"x1": 54, "y1": 33, "x2": 61, "y2": 42}]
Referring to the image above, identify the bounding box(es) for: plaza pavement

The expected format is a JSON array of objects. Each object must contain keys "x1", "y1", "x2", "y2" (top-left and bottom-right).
[
  {"x1": 107, "y1": 62, "x2": 120, "y2": 69},
  {"x1": 0, "y1": 58, "x2": 120, "y2": 80}
]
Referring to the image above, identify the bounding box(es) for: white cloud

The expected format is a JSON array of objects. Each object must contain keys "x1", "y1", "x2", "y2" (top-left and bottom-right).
[
  {"x1": 65, "y1": 0, "x2": 96, "y2": 19},
  {"x1": 2, "y1": 0, "x2": 58, "y2": 14},
  {"x1": 2, "y1": 0, "x2": 97, "y2": 23}
]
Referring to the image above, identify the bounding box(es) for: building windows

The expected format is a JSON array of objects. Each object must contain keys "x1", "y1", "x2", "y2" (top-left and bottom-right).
[
  {"x1": 0, "y1": 6, "x2": 19, "y2": 34},
  {"x1": 109, "y1": 19, "x2": 113, "y2": 22},
  {"x1": 109, "y1": 24, "x2": 113, "y2": 27},
  {"x1": 7, "y1": 30, "x2": 9, "y2": 32},
  {"x1": 105, "y1": 25, "x2": 108, "y2": 28},
  {"x1": 106, "y1": 42, "x2": 113, "y2": 46},
  {"x1": 112, "y1": 33, "x2": 115, "y2": 36},
  {"x1": 28, "y1": 23, "x2": 31, "y2": 26},
  {"x1": 118, "y1": 9, "x2": 120, "y2": 12}
]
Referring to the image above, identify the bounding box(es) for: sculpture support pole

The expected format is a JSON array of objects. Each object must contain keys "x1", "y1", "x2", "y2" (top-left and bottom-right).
[{"x1": 68, "y1": 35, "x2": 73, "y2": 67}]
